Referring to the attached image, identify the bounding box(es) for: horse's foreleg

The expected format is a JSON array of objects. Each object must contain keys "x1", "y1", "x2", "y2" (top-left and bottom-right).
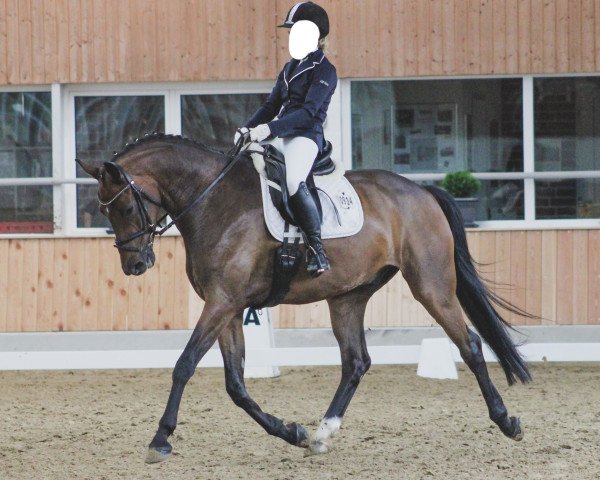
[
  {"x1": 145, "y1": 303, "x2": 237, "y2": 464},
  {"x1": 307, "y1": 292, "x2": 372, "y2": 455},
  {"x1": 218, "y1": 319, "x2": 309, "y2": 447}
]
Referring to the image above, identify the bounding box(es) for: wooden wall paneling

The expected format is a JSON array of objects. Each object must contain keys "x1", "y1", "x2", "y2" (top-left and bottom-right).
[
  {"x1": 43, "y1": 0, "x2": 58, "y2": 84},
  {"x1": 0, "y1": 239, "x2": 8, "y2": 331},
  {"x1": 417, "y1": 0, "x2": 431, "y2": 75},
  {"x1": 430, "y1": 0, "x2": 443, "y2": 75},
  {"x1": 588, "y1": 230, "x2": 600, "y2": 324},
  {"x1": 0, "y1": 0, "x2": 7, "y2": 84},
  {"x1": 525, "y1": 230, "x2": 543, "y2": 324},
  {"x1": 530, "y1": 0, "x2": 544, "y2": 72},
  {"x1": 157, "y1": 238, "x2": 176, "y2": 329},
  {"x1": 504, "y1": 0, "x2": 518, "y2": 73},
  {"x1": 80, "y1": 239, "x2": 99, "y2": 330},
  {"x1": 79, "y1": 0, "x2": 93, "y2": 83},
  {"x1": 309, "y1": 301, "x2": 329, "y2": 329},
  {"x1": 111, "y1": 244, "x2": 130, "y2": 330},
  {"x1": 68, "y1": 0, "x2": 82, "y2": 82},
  {"x1": 384, "y1": 269, "x2": 402, "y2": 327},
  {"x1": 540, "y1": 230, "x2": 558, "y2": 324},
  {"x1": 454, "y1": 0, "x2": 468, "y2": 74},
  {"x1": 172, "y1": 238, "x2": 188, "y2": 330},
  {"x1": 493, "y1": 230, "x2": 512, "y2": 321},
  {"x1": 555, "y1": 230, "x2": 574, "y2": 324},
  {"x1": 5, "y1": 0, "x2": 19, "y2": 84},
  {"x1": 568, "y1": 0, "x2": 583, "y2": 71},
  {"x1": 492, "y1": 0, "x2": 507, "y2": 73},
  {"x1": 517, "y1": 0, "x2": 531, "y2": 72},
  {"x1": 17, "y1": 0, "x2": 33, "y2": 83},
  {"x1": 97, "y1": 239, "x2": 116, "y2": 331},
  {"x1": 52, "y1": 239, "x2": 69, "y2": 331},
  {"x1": 377, "y1": 0, "x2": 394, "y2": 78},
  {"x1": 366, "y1": 1, "x2": 381, "y2": 78},
  {"x1": 129, "y1": 0, "x2": 148, "y2": 81},
  {"x1": 30, "y1": 0, "x2": 45, "y2": 84},
  {"x1": 572, "y1": 230, "x2": 589, "y2": 324},
  {"x1": 479, "y1": 0, "x2": 493, "y2": 74},
  {"x1": 581, "y1": 0, "x2": 596, "y2": 71},
  {"x1": 21, "y1": 240, "x2": 39, "y2": 332},
  {"x1": 390, "y1": 0, "x2": 406, "y2": 77},
  {"x1": 115, "y1": 0, "x2": 131, "y2": 83},
  {"x1": 6, "y1": 240, "x2": 24, "y2": 331},
  {"x1": 66, "y1": 238, "x2": 84, "y2": 331},
  {"x1": 442, "y1": 0, "x2": 456, "y2": 75},
  {"x1": 36, "y1": 239, "x2": 54, "y2": 332},
  {"x1": 555, "y1": 0, "x2": 570, "y2": 72},
  {"x1": 404, "y1": 0, "x2": 418, "y2": 76},
  {"x1": 368, "y1": 285, "x2": 388, "y2": 328},
  {"x1": 596, "y1": 0, "x2": 600, "y2": 70},
  {"x1": 142, "y1": 239, "x2": 160, "y2": 330},
  {"x1": 467, "y1": 0, "x2": 481, "y2": 73},
  {"x1": 127, "y1": 275, "x2": 145, "y2": 331},
  {"x1": 509, "y1": 231, "x2": 527, "y2": 325},
  {"x1": 104, "y1": 0, "x2": 118, "y2": 82},
  {"x1": 92, "y1": 0, "x2": 107, "y2": 82},
  {"x1": 542, "y1": 0, "x2": 556, "y2": 72},
  {"x1": 56, "y1": 0, "x2": 70, "y2": 83},
  {"x1": 187, "y1": 286, "x2": 204, "y2": 329}
]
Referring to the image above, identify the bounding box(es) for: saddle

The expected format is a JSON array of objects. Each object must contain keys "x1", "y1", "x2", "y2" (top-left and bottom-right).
[
  {"x1": 248, "y1": 141, "x2": 337, "y2": 308},
  {"x1": 261, "y1": 141, "x2": 335, "y2": 226}
]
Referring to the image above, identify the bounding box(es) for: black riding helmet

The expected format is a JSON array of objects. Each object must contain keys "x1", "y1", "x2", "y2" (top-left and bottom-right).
[{"x1": 278, "y1": 2, "x2": 329, "y2": 39}]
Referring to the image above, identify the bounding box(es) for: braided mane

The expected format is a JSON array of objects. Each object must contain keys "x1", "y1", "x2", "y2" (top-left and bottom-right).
[{"x1": 112, "y1": 132, "x2": 229, "y2": 160}]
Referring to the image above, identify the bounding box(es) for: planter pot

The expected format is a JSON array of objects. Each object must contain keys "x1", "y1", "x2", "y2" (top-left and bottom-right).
[{"x1": 454, "y1": 197, "x2": 479, "y2": 227}]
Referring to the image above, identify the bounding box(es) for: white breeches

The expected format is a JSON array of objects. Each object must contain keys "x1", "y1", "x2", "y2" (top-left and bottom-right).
[{"x1": 265, "y1": 136, "x2": 319, "y2": 195}]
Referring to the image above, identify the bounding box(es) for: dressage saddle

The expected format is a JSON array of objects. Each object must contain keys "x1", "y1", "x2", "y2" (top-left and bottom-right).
[{"x1": 261, "y1": 140, "x2": 335, "y2": 226}]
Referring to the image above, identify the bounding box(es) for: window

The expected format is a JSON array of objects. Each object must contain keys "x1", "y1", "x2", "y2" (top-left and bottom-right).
[
  {"x1": 74, "y1": 95, "x2": 165, "y2": 228},
  {"x1": 181, "y1": 93, "x2": 268, "y2": 149},
  {"x1": 351, "y1": 77, "x2": 600, "y2": 224},
  {"x1": 534, "y1": 77, "x2": 600, "y2": 219},
  {"x1": 0, "y1": 91, "x2": 53, "y2": 233}
]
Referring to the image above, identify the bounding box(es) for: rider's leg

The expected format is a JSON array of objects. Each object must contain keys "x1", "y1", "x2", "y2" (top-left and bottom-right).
[{"x1": 282, "y1": 137, "x2": 330, "y2": 276}]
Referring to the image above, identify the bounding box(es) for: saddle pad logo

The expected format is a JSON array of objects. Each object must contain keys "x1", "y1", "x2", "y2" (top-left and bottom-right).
[{"x1": 338, "y1": 191, "x2": 353, "y2": 209}]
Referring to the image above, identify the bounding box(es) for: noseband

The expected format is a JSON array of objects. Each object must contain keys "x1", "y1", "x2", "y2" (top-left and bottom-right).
[{"x1": 99, "y1": 150, "x2": 242, "y2": 252}]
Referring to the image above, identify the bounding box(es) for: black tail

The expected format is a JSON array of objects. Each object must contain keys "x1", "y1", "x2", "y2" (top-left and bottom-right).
[{"x1": 424, "y1": 185, "x2": 532, "y2": 385}]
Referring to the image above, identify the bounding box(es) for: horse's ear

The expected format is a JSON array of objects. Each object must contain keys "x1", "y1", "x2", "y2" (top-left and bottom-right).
[
  {"x1": 75, "y1": 158, "x2": 100, "y2": 179},
  {"x1": 103, "y1": 162, "x2": 125, "y2": 184}
]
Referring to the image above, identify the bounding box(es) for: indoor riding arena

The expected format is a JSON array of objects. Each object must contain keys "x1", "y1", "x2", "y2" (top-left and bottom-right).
[{"x1": 1, "y1": 1, "x2": 600, "y2": 479}]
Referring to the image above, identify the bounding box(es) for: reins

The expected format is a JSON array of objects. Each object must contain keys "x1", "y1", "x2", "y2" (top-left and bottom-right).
[{"x1": 100, "y1": 133, "x2": 249, "y2": 252}]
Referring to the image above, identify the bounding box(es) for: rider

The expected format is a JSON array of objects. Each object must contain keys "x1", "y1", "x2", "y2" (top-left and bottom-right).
[{"x1": 235, "y1": 1, "x2": 337, "y2": 277}]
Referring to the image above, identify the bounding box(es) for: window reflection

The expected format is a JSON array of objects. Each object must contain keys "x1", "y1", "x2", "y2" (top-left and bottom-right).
[{"x1": 74, "y1": 96, "x2": 165, "y2": 228}]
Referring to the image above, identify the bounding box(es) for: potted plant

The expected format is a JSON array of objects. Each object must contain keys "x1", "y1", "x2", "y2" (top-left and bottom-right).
[{"x1": 441, "y1": 171, "x2": 481, "y2": 227}]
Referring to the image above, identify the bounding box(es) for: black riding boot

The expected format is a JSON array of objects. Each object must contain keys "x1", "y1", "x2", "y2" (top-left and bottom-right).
[{"x1": 289, "y1": 182, "x2": 330, "y2": 277}]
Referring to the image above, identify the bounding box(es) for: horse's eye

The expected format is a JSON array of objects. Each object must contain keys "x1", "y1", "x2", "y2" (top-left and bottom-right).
[{"x1": 124, "y1": 206, "x2": 134, "y2": 216}]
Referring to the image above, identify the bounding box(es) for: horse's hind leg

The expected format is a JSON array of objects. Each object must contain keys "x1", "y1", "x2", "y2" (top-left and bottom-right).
[
  {"x1": 217, "y1": 319, "x2": 309, "y2": 447},
  {"x1": 406, "y1": 269, "x2": 523, "y2": 440},
  {"x1": 307, "y1": 290, "x2": 372, "y2": 455}
]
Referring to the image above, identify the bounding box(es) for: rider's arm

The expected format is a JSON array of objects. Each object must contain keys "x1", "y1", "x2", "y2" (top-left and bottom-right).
[
  {"x1": 267, "y1": 63, "x2": 337, "y2": 137},
  {"x1": 245, "y1": 70, "x2": 285, "y2": 128}
]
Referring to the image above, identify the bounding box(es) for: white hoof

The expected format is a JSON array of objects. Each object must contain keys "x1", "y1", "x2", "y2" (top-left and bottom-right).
[{"x1": 305, "y1": 439, "x2": 332, "y2": 456}]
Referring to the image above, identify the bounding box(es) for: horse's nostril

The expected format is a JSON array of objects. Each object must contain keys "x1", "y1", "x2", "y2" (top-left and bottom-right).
[{"x1": 134, "y1": 261, "x2": 146, "y2": 274}]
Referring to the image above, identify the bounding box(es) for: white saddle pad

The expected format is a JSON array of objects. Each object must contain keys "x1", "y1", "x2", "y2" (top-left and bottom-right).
[{"x1": 259, "y1": 173, "x2": 364, "y2": 243}]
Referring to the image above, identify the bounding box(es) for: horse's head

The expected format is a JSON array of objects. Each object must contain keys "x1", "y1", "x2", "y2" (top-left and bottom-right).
[{"x1": 77, "y1": 159, "x2": 161, "y2": 276}]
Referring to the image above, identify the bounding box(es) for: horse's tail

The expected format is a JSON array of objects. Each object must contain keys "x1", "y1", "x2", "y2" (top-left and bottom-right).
[{"x1": 424, "y1": 185, "x2": 532, "y2": 385}]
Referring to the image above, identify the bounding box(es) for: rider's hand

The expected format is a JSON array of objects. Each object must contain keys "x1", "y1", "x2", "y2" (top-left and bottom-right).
[
  {"x1": 249, "y1": 124, "x2": 271, "y2": 143},
  {"x1": 233, "y1": 127, "x2": 249, "y2": 145}
]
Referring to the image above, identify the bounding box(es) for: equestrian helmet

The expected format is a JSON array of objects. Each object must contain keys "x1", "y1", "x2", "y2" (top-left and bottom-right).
[{"x1": 278, "y1": 2, "x2": 329, "y2": 39}]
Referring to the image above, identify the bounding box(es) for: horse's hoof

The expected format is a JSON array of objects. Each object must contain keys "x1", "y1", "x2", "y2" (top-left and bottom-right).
[
  {"x1": 145, "y1": 445, "x2": 172, "y2": 464},
  {"x1": 287, "y1": 422, "x2": 309, "y2": 448},
  {"x1": 510, "y1": 417, "x2": 524, "y2": 441},
  {"x1": 305, "y1": 439, "x2": 331, "y2": 456}
]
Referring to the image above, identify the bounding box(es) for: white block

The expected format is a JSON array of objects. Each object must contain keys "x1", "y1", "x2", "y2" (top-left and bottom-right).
[
  {"x1": 242, "y1": 308, "x2": 280, "y2": 378},
  {"x1": 416, "y1": 337, "x2": 458, "y2": 380}
]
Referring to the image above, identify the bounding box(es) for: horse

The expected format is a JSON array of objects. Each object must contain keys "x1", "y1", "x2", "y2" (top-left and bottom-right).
[{"x1": 76, "y1": 133, "x2": 532, "y2": 463}]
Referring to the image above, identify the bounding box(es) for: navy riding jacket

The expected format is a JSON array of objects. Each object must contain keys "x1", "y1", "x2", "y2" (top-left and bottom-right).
[{"x1": 245, "y1": 49, "x2": 337, "y2": 152}]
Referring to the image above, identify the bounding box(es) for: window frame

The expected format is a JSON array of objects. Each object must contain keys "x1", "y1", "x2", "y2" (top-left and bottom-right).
[{"x1": 346, "y1": 74, "x2": 600, "y2": 229}]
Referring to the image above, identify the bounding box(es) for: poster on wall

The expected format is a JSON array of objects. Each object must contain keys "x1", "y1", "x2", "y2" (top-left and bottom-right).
[{"x1": 392, "y1": 103, "x2": 458, "y2": 173}]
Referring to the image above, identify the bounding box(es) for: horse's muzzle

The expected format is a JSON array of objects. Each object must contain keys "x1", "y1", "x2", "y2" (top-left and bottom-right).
[{"x1": 125, "y1": 246, "x2": 155, "y2": 276}]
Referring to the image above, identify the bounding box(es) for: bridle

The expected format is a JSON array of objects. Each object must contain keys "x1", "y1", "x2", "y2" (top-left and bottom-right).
[{"x1": 98, "y1": 133, "x2": 248, "y2": 252}]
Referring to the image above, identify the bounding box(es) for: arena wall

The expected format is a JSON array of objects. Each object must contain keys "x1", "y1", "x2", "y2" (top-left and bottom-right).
[
  {"x1": 0, "y1": 0, "x2": 599, "y2": 86},
  {"x1": 1, "y1": 229, "x2": 598, "y2": 333}
]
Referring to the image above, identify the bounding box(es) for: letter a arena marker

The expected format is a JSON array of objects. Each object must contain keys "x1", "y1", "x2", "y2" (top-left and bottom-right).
[{"x1": 242, "y1": 308, "x2": 280, "y2": 378}]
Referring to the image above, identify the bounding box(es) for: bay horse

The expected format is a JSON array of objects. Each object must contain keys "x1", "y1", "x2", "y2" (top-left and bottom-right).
[{"x1": 77, "y1": 133, "x2": 531, "y2": 463}]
